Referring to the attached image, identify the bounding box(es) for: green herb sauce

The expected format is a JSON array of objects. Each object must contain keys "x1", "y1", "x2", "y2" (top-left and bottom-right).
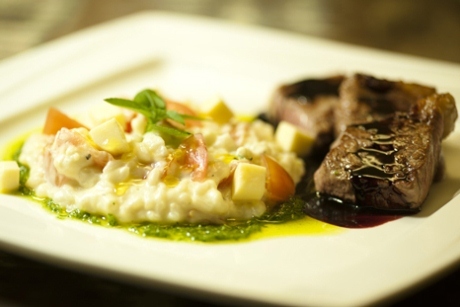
[{"x1": 4, "y1": 137, "x2": 341, "y2": 243}]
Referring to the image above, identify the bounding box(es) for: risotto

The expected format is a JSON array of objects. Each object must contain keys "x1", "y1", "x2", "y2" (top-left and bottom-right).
[{"x1": 16, "y1": 90, "x2": 305, "y2": 224}]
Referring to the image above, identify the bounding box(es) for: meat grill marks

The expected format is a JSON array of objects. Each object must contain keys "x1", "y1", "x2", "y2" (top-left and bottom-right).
[
  {"x1": 267, "y1": 75, "x2": 344, "y2": 156},
  {"x1": 314, "y1": 77, "x2": 457, "y2": 211},
  {"x1": 269, "y1": 73, "x2": 457, "y2": 212},
  {"x1": 314, "y1": 96, "x2": 448, "y2": 210}
]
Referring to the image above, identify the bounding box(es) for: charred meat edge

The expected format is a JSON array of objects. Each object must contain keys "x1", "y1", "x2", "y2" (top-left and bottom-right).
[{"x1": 314, "y1": 92, "x2": 457, "y2": 211}]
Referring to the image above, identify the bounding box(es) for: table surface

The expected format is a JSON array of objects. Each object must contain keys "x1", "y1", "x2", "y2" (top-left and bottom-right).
[{"x1": 1, "y1": 0, "x2": 460, "y2": 306}]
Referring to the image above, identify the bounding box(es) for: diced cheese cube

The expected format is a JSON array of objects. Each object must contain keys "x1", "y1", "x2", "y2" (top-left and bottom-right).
[
  {"x1": 202, "y1": 97, "x2": 234, "y2": 124},
  {"x1": 275, "y1": 121, "x2": 314, "y2": 156},
  {"x1": 89, "y1": 104, "x2": 126, "y2": 128},
  {"x1": 0, "y1": 161, "x2": 20, "y2": 193},
  {"x1": 232, "y1": 163, "x2": 266, "y2": 201},
  {"x1": 89, "y1": 118, "x2": 130, "y2": 155}
]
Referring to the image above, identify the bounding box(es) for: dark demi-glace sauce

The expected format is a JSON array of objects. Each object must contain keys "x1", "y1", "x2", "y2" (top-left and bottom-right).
[
  {"x1": 303, "y1": 193, "x2": 405, "y2": 228},
  {"x1": 297, "y1": 165, "x2": 406, "y2": 229}
]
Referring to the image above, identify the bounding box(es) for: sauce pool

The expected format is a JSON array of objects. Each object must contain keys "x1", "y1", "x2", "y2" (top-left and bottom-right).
[{"x1": 303, "y1": 193, "x2": 405, "y2": 228}]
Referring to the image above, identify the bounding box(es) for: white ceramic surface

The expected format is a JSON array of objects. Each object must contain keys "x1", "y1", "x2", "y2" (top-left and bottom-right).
[{"x1": 0, "y1": 12, "x2": 460, "y2": 307}]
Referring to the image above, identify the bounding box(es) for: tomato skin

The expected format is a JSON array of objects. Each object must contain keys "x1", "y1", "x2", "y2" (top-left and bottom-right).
[
  {"x1": 261, "y1": 154, "x2": 295, "y2": 205},
  {"x1": 166, "y1": 100, "x2": 202, "y2": 128},
  {"x1": 182, "y1": 133, "x2": 208, "y2": 181},
  {"x1": 43, "y1": 107, "x2": 86, "y2": 135},
  {"x1": 163, "y1": 133, "x2": 208, "y2": 182}
]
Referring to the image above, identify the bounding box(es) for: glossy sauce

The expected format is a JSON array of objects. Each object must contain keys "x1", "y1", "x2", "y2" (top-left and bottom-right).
[
  {"x1": 303, "y1": 193, "x2": 407, "y2": 228},
  {"x1": 299, "y1": 147, "x2": 412, "y2": 229},
  {"x1": 349, "y1": 120, "x2": 401, "y2": 206}
]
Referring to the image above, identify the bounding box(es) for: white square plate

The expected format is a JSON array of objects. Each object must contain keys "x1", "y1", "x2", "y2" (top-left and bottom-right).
[{"x1": 0, "y1": 11, "x2": 460, "y2": 307}]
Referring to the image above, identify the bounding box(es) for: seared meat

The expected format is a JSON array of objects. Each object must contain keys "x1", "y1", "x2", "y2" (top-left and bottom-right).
[
  {"x1": 267, "y1": 73, "x2": 437, "y2": 157},
  {"x1": 314, "y1": 93, "x2": 457, "y2": 210},
  {"x1": 336, "y1": 74, "x2": 437, "y2": 134},
  {"x1": 269, "y1": 73, "x2": 457, "y2": 211},
  {"x1": 267, "y1": 76, "x2": 344, "y2": 156}
]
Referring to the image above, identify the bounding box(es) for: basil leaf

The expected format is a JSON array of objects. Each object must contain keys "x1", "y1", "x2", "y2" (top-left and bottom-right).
[
  {"x1": 166, "y1": 110, "x2": 186, "y2": 125},
  {"x1": 104, "y1": 99, "x2": 151, "y2": 121},
  {"x1": 151, "y1": 124, "x2": 191, "y2": 138},
  {"x1": 104, "y1": 89, "x2": 196, "y2": 140}
]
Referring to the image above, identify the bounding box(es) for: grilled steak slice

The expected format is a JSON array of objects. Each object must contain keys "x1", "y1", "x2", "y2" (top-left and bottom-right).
[
  {"x1": 267, "y1": 76, "x2": 344, "y2": 156},
  {"x1": 314, "y1": 93, "x2": 457, "y2": 211},
  {"x1": 335, "y1": 74, "x2": 437, "y2": 134}
]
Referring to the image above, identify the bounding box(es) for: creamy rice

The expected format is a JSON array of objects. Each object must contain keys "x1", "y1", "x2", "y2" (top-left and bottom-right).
[{"x1": 19, "y1": 102, "x2": 305, "y2": 224}]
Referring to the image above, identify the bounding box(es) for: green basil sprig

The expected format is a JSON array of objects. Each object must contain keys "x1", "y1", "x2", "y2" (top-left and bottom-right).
[{"x1": 104, "y1": 89, "x2": 198, "y2": 139}]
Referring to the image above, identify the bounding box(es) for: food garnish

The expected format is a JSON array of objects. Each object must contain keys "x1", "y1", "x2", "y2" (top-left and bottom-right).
[{"x1": 104, "y1": 89, "x2": 200, "y2": 139}]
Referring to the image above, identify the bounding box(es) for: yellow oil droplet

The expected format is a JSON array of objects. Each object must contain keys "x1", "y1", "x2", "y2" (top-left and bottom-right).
[
  {"x1": 114, "y1": 179, "x2": 143, "y2": 196},
  {"x1": 216, "y1": 153, "x2": 237, "y2": 164},
  {"x1": 162, "y1": 175, "x2": 180, "y2": 187},
  {"x1": 235, "y1": 114, "x2": 256, "y2": 122},
  {"x1": 115, "y1": 183, "x2": 129, "y2": 196},
  {"x1": 172, "y1": 148, "x2": 185, "y2": 159}
]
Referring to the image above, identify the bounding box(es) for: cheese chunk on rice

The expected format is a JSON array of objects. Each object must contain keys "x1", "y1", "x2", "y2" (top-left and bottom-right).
[{"x1": 19, "y1": 102, "x2": 305, "y2": 224}]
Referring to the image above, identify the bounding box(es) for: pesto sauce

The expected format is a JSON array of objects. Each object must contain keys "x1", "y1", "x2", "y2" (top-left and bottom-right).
[
  {"x1": 37, "y1": 189, "x2": 314, "y2": 242},
  {"x1": 6, "y1": 138, "x2": 341, "y2": 243}
]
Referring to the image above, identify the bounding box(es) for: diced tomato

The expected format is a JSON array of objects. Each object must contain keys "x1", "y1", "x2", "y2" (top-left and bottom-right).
[
  {"x1": 166, "y1": 100, "x2": 202, "y2": 128},
  {"x1": 163, "y1": 133, "x2": 208, "y2": 182},
  {"x1": 261, "y1": 154, "x2": 295, "y2": 205},
  {"x1": 217, "y1": 164, "x2": 236, "y2": 190},
  {"x1": 43, "y1": 107, "x2": 86, "y2": 135}
]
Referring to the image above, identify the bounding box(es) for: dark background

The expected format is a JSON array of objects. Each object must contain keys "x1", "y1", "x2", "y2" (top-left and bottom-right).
[{"x1": 2, "y1": 0, "x2": 460, "y2": 63}]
